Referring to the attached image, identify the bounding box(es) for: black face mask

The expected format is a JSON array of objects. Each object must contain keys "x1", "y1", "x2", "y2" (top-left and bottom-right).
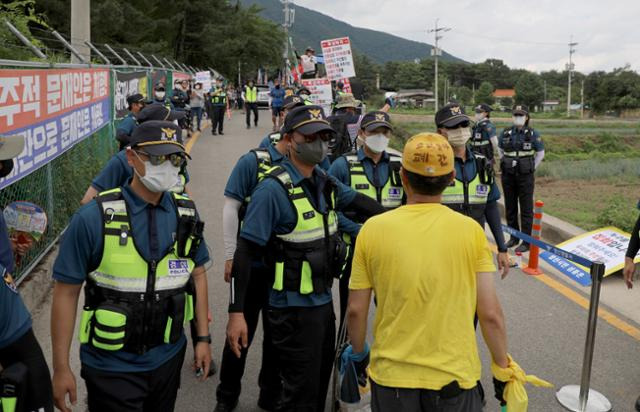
[
  {"x1": 276, "y1": 85, "x2": 280, "y2": 89},
  {"x1": 0, "y1": 159, "x2": 14, "y2": 178}
]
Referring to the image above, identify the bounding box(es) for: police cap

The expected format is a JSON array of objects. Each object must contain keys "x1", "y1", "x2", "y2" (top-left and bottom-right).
[
  {"x1": 154, "y1": 82, "x2": 165, "y2": 91},
  {"x1": 512, "y1": 104, "x2": 529, "y2": 115},
  {"x1": 283, "y1": 105, "x2": 335, "y2": 136},
  {"x1": 282, "y1": 95, "x2": 306, "y2": 110},
  {"x1": 126, "y1": 93, "x2": 145, "y2": 107},
  {"x1": 129, "y1": 120, "x2": 189, "y2": 157},
  {"x1": 474, "y1": 104, "x2": 493, "y2": 114},
  {"x1": 360, "y1": 111, "x2": 393, "y2": 132},
  {"x1": 435, "y1": 103, "x2": 470, "y2": 128},
  {"x1": 136, "y1": 104, "x2": 187, "y2": 123}
]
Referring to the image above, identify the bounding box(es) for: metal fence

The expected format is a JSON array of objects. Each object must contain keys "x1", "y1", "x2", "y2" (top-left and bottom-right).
[
  {"x1": 0, "y1": 123, "x2": 118, "y2": 282},
  {"x1": 0, "y1": 21, "x2": 211, "y2": 282}
]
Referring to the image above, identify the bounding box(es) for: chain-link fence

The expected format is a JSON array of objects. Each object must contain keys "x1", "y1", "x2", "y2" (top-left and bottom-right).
[{"x1": 0, "y1": 122, "x2": 118, "y2": 282}]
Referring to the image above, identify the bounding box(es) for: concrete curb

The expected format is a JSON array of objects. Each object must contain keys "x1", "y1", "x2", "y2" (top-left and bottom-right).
[{"x1": 496, "y1": 198, "x2": 586, "y2": 244}]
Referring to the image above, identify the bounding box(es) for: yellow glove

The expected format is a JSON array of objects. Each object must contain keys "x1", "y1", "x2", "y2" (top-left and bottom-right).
[{"x1": 491, "y1": 354, "x2": 553, "y2": 412}]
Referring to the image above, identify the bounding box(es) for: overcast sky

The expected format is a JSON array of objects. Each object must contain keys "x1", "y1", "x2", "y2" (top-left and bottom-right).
[{"x1": 292, "y1": 0, "x2": 640, "y2": 73}]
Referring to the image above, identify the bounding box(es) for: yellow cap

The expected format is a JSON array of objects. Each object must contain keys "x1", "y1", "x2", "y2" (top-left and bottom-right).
[{"x1": 401, "y1": 133, "x2": 454, "y2": 177}]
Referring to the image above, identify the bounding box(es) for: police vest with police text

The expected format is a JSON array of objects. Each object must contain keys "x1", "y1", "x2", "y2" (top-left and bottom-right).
[
  {"x1": 501, "y1": 126, "x2": 537, "y2": 175},
  {"x1": 442, "y1": 153, "x2": 493, "y2": 224},
  {"x1": 471, "y1": 119, "x2": 495, "y2": 160},
  {"x1": 79, "y1": 188, "x2": 202, "y2": 354},
  {"x1": 266, "y1": 166, "x2": 345, "y2": 295},
  {"x1": 345, "y1": 154, "x2": 403, "y2": 209}
]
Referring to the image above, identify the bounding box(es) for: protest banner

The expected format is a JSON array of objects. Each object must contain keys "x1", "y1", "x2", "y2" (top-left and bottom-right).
[
  {"x1": 301, "y1": 78, "x2": 333, "y2": 115},
  {"x1": 114, "y1": 71, "x2": 148, "y2": 119},
  {"x1": 540, "y1": 226, "x2": 639, "y2": 286},
  {"x1": 195, "y1": 71, "x2": 212, "y2": 91},
  {"x1": 0, "y1": 68, "x2": 111, "y2": 190},
  {"x1": 321, "y1": 37, "x2": 356, "y2": 81}
]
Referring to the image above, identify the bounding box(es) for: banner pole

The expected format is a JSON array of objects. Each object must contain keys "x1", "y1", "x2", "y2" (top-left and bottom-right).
[{"x1": 556, "y1": 261, "x2": 611, "y2": 412}]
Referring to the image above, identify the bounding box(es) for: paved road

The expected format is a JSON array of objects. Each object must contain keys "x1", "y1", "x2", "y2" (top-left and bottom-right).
[{"x1": 31, "y1": 110, "x2": 640, "y2": 411}]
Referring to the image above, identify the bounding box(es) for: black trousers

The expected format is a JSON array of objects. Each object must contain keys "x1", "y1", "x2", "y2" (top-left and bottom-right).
[
  {"x1": 211, "y1": 106, "x2": 225, "y2": 133},
  {"x1": 370, "y1": 379, "x2": 484, "y2": 412},
  {"x1": 338, "y1": 242, "x2": 355, "y2": 332},
  {"x1": 246, "y1": 103, "x2": 259, "y2": 126},
  {"x1": 501, "y1": 172, "x2": 535, "y2": 243},
  {"x1": 81, "y1": 343, "x2": 186, "y2": 412},
  {"x1": 268, "y1": 303, "x2": 336, "y2": 412},
  {"x1": 216, "y1": 266, "x2": 280, "y2": 405},
  {"x1": 0, "y1": 328, "x2": 53, "y2": 412}
]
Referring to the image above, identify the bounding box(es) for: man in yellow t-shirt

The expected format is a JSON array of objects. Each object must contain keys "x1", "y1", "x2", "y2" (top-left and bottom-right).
[{"x1": 346, "y1": 133, "x2": 510, "y2": 411}]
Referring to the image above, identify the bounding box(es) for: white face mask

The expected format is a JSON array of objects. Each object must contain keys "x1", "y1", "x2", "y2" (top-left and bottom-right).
[
  {"x1": 135, "y1": 155, "x2": 181, "y2": 193},
  {"x1": 513, "y1": 115, "x2": 526, "y2": 127},
  {"x1": 364, "y1": 133, "x2": 389, "y2": 154},
  {"x1": 474, "y1": 113, "x2": 485, "y2": 122},
  {"x1": 445, "y1": 127, "x2": 471, "y2": 148},
  {"x1": 155, "y1": 91, "x2": 165, "y2": 100}
]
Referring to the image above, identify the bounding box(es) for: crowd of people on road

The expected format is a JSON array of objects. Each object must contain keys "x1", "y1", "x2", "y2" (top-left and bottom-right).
[{"x1": 4, "y1": 68, "x2": 640, "y2": 412}]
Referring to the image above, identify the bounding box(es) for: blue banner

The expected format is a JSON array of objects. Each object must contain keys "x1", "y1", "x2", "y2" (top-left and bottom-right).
[
  {"x1": 539, "y1": 251, "x2": 592, "y2": 286},
  {"x1": 502, "y1": 225, "x2": 594, "y2": 268},
  {"x1": 0, "y1": 98, "x2": 111, "y2": 190}
]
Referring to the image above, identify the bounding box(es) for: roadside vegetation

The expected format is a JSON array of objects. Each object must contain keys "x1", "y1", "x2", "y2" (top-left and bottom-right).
[{"x1": 391, "y1": 117, "x2": 640, "y2": 232}]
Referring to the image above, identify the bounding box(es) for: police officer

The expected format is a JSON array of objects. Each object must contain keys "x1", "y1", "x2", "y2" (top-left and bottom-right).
[
  {"x1": 210, "y1": 78, "x2": 228, "y2": 136},
  {"x1": 297, "y1": 87, "x2": 313, "y2": 105},
  {"x1": 0, "y1": 135, "x2": 54, "y2": 412},
  {"x1": 471, "y1": 103, "x2": 500, "y2": 164},
  {"x1": 226, "y1": 105, "x2": 385, "y2": 411},
  {"x1": 435, "y1": 103, "x2": 510, "y2": 277},
  {"x1": 171, "y1": 79, "x2": 190, "y2": 110},
  {"x1": 81, "y1": 104, "x2": 190, "y2": 205},
  {"x1": 258, "y1": 95, "x2": 307, "y2": 148},
  {"x1": 499, "y1": 104, "x2": 545, "y2": 253},
  {"x1": 51, "y1": 121, "x2": 212, "y2": 411},
  {"x1": 116, "y1": 93, "x2": 145, "y2": 150},
  {"x1": 244, "y1": 80, "x2": 259, "y2": 129},
  {"x1": 329, "y1": 111, "x2": 404, "y2": 324},
  {"x1": 215, "y1": 123, "x2": 292, "y2": 412},
  {"x1": 258, "y1": 96, "x2": 331, "y2": 172},
  {"x1": 151, "y1": 82, "x2": 173, "y2": 108}
]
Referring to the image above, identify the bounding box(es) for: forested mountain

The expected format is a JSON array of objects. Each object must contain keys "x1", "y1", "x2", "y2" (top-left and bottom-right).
[{"x1": 245, "y1": 0, "x2": 462, "y2": 64}]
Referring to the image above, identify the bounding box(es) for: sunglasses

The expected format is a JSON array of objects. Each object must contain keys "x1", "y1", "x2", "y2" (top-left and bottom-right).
[
  {"x1": 294, "y1": 132, "x2": 333, "y2": 143},
  {"x1": 135, "y1": 151, "x2": 186, "y2": 167}
]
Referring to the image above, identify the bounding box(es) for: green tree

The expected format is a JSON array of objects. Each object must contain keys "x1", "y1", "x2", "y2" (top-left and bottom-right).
[
  {"x1": 0, "y1": 0, "x2": 49, "y2": 60},
  {"x1": 515, "y1": 72, "x2": 544, "y2": 109},
  {"x1": 475, "y1": 81, "x2": 494, "y2": 105},
  {"x1": 453, "y1": 86, "x2": 472, "y2": 105}
]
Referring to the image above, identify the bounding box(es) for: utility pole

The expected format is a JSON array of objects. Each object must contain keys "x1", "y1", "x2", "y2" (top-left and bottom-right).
[
  {"x1": 566, "y1": 35, "x2": 578, "y2": 117},
  {"x1": 70, "y1": 0, "x2": 90, "y2": 64},
  {"x1": 428, "y1": 19, "x2": 450, "y2": 112},
  {"x1": 281, "y1": 0, "x2": 295, "y2": 85},
  {"x1": 580, "y1": 79, "x2": 585, "y2": 119}
]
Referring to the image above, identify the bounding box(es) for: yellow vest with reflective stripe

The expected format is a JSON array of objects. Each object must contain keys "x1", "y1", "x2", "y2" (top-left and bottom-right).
[
  {"x1": 441, "y1": 158, "x2": 490, "y2": 223},
  {"x1": 81, "y1": 188, "x2": 197, "y2": 353},
  {"x1": 245, "y1": 86, "x2": 257, "y2": 103},
  {"x1": 267, "y1": 166, "x2": 339, "y2": 294},
  {"x1": 346, "y1": 154, "x2": 403, "y2": 209}
]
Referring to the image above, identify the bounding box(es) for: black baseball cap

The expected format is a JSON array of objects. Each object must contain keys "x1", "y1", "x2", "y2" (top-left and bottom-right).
[
  {"x1": 129, "y1": 121, "x2": 189, "y2": 157},
  {"x1": 126, "y1": 93, "x2": 145, "y2": 106},
  {"x1": 360, "y1": 111, "x2": 393, "y2": 132},
  {"x1": 283, "y1": 95, "x2": 306, "y2": 110},
  {"x1": 283, "y1": 105, "x2": 335, "y2": 136},
  {"x1": 136, "y1": 104, "x2": 186, "y2": 123},
  {"x1": 512, "y1": 104, "x2": 529, "y2": 115},
  {"x1": 435, "y1": 103, "x2": 470, "y2": 128},
  {"x1": 474, "y1": 104, "x2": 493, "y2": 113},
  {"x1": 154, "y1": 82, "x2": 165, "y2": 91}
]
